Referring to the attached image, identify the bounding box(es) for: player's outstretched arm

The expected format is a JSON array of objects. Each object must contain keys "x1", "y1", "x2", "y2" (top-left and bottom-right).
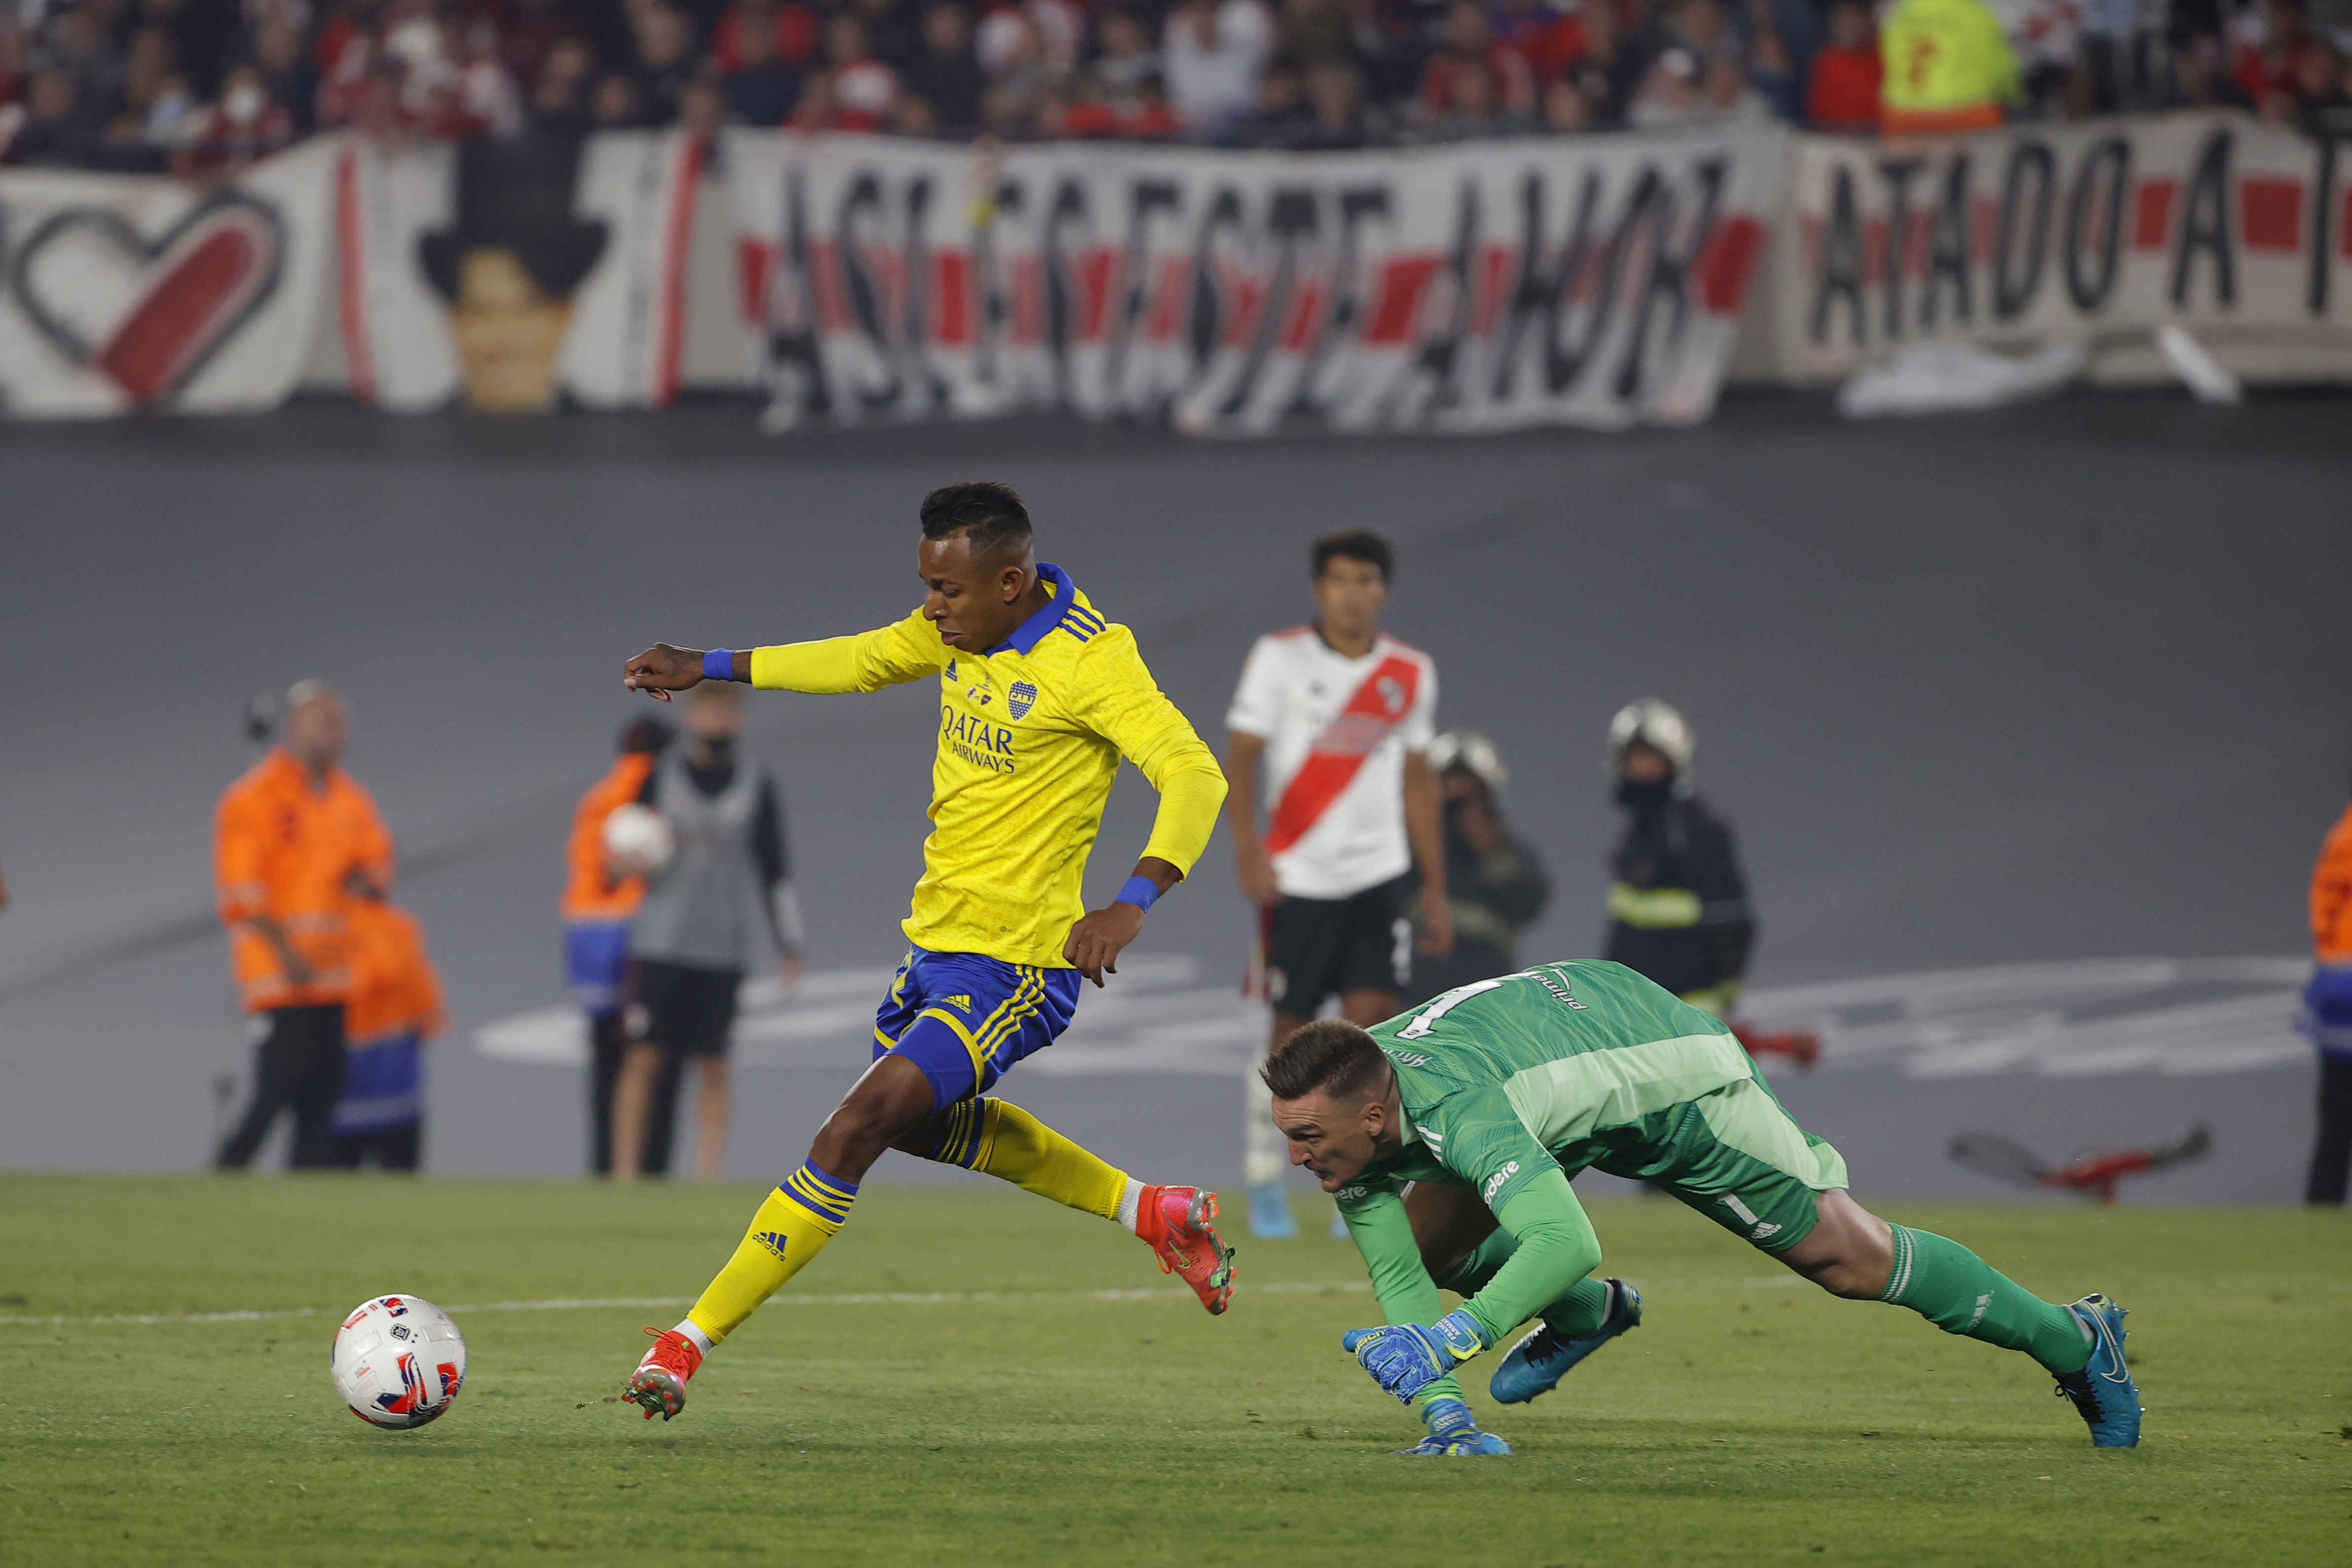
[{"x1": 628, "y1": 615, "x2": 942, "y2": 701}]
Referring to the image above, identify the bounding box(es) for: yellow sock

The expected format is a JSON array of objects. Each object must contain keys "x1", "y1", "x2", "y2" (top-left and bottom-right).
[
  {"x1": 940, "y1": 1097, "x2": 1130, "y2": 1223},
  {"x1": 684, "y1": 1161, "x2": 859, "y2": 1345}
]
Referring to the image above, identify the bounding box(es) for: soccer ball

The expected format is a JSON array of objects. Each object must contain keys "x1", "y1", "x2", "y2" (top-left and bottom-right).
[
  {"x1": 601, "y1": 802, "x2": 675, "y2": 875},
  {"x1": 331, "y1": 1295, "x2": 467, "y2": 1429}
]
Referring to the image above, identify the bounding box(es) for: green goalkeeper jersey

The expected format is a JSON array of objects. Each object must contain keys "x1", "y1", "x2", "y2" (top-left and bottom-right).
[{"x1": 1336, "y1": 960, "x2": 1758, "y2": 1351}]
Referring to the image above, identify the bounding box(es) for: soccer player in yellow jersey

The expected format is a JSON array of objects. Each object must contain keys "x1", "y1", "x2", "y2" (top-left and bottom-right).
[{"x1": 615, "y1": 481, "x2": 1237, "y2": 1421}]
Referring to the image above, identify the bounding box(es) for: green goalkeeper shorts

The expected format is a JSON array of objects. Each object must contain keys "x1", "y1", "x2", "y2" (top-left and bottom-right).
[{"x1": 1585, "y1": 1066, "x2": 1850, "y2": 1253}]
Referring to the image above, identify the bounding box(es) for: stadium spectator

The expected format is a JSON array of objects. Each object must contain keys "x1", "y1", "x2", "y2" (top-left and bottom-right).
[
  {"x1": 977, "y1": 4, "x2": 1055, "y2": 131},
  {"x1": 172, "y1": 63, "x2": 298, "y2": 179},
  {"x1": 818, "y1": 10, "x2": 900, "y2": 130},
  {"x1": 1600, "y1": 699, "x2": 1753, "y2": 1020},
  {"x1": 1163, "y1": 0, "x2": 1275, "y2": 138},
  {"x1": 1418, "y1": 0, "x2": 1536, "y2": 122},
  {"x1": 1403, "y1": 732, "x2": 1550, "y2": 1007},
  {"x1": 724, "y1": 8, "x2": 803, "y2": 125},
  {"x1": 2232, "y1": 0, "x2": 2315, "y2": 110},
  {"x1": 564, "y1": 716, "x2": 675, "y2": 1176},
  {"x1": 590, "y1": 70, "x2": 645, "y2": 128},
  {"x1": 1879, "y1": 0, "x2": 2020, "y2": 132},
  {"x1": 1225, "y1": 529, "x2": 1449, "y2": 1241},
  {"x1": 2276, "y1": 35, "x2": 2350, "y2": 128},
  {"x1": 2, "y1": 66, "x2": 97, "y2": 166},
  {"x1": 853, "y1": 0, "x2": 925, "y2": 73},
  {"x1": 901, "y1": 0, "x2": 985, "y2": 130},
  {"x1": 2152, "y1": 33, "x2": 2252, "y2": 110},
  {"x1": 1488, "y1": 0, "x2": 1587, "y2": 83},
  {"x1": 714, "y1": 0, "x2": 819, "y2": 73},
  {"x1": 249, "y1": 10, "x2": 320, "y2": 136},
  {"x1": 213, "y1": 681, "x2": 396, "y2": 1172},
  {"x1": 331, "y1": 893, "x2": 444, "y2": 1171},
  {"x1": 631, "y1": 4, "x2": 703, "y2": 125},
  {"x1": 610, "y1": 681, "x2": 804, "y2": 1183},
  {"x1": 1288, "y1": 57, "x2": 1378, "y2": 146},
  {"x1": 1277, "y1": 0, "x2": 1363, "y2": 69},
  {"x1": 1555, "y1": 0, "x2": 1633, "y2": 125},
  {"x1": 1807, "y1": 0, "x2": 1884, "y2": 130},
  {"x1": 2302, "y1": 773, "x2": 2352, "y2": 1206},
  {"x1": 529, "y1": 36, "x2": 598, "y2": 133}
]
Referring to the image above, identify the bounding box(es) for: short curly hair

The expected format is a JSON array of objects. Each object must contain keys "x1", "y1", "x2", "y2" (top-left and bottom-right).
[{"x1": 920, "y1": 481, "x2": 1032, "y2": 559}]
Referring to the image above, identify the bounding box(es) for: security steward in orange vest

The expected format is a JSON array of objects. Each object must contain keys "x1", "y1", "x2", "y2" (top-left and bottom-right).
[
  {"x1": 332, "y1": 895, "x2": 445, "y2": 1170},
  {"x1": 213, "y1": 681, "x2": 396, "y2": 1169},
  {"x1": 563, "y1": 716, "x2": 673, "y2": 1174},
  {"x1": 2304, "y1": 774, "x2": 2352, "y2": 1205}
]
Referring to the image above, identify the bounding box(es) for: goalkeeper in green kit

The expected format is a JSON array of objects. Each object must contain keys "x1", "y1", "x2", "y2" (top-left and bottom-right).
[{"x1": 1264, "y1": 960, "x2": 2140, "y2": 1456}]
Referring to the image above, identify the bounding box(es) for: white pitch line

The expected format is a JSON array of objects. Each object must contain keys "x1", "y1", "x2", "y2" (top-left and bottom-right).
[{"x1": 0, "y1": 1279, "x2": 1376, "y2": 1329}]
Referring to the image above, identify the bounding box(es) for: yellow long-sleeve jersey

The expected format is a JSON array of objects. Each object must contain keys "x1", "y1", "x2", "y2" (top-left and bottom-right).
[{"x1": 750, "y1": 564, "x2": 1227, "y2": 969}]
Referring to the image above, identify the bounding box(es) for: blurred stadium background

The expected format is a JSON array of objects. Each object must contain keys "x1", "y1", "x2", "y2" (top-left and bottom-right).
[{"x1": 2, "y1": 392, "x2": 2345, "y2": 1198}]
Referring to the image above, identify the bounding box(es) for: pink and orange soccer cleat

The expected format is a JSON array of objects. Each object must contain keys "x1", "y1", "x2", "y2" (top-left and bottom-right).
[
  {"x1": 1137, "y1": 1185, "x2": 1237, "y2": 1315},
  {"x1": 624, "y1": 1326, "x2": 704, "y2": 1422}
]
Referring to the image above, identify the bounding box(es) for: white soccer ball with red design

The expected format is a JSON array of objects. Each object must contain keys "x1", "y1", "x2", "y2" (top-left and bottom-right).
[
  {"x1": 601, "y1": 802, "x2": 675, "y2": 875},
  {"x1": 331, "y1": 1295, "x2": 467, "y2": 1429}
]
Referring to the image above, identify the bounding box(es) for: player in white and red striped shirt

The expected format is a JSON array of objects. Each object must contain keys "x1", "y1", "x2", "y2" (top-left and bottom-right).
[{"x1": 1224, "y1": 529, "x2": 1453, "y2": 1240}]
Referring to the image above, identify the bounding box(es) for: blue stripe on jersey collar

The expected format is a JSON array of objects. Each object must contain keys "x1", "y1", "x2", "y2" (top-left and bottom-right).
[{"x1": 990, "y1": 561, "x2": 1081, "y2": 656}]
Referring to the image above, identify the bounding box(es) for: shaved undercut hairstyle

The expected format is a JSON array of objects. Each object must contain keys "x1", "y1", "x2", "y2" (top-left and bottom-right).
[
  {"x1": 1311, "y1": 528, "x2": 1391, "y2": 583},
  {"x1": 1261, "y1": 1019, "x2": 1391, "y2": 1102},
  {"x1": 920, "y1": 481, "x2": 1033, "y2": 559}
]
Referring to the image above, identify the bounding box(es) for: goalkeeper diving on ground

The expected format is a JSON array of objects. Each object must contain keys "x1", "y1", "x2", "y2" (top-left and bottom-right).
[
  {"x1": 1266, "y1": 960, "x2": 2141, "y2": 1456},
  {"x1": 614, "y1": 481, "x2": 1237, "y2": 1421}
]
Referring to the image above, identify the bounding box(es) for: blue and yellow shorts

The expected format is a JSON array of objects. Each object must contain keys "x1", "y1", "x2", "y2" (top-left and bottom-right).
[{"x1": 873, "y1": 947, "x2": 1083, "y2": 1111}]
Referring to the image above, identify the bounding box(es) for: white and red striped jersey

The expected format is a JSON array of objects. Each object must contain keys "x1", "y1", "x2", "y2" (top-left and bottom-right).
[{"x1": 1226, "y1": 626, "x2": 1438, "y2": 900}]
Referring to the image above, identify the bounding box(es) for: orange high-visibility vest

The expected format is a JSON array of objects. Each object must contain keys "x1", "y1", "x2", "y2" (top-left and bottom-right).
[
  {"x1": 2314, "y1": 802, "x2": 2352, "y2": 965},
  {"x1": 215, "y1": 748, "x2": 396, "y2": 1012},
  {"x1": 345, "y1": 900, "x2": 446, "y2": 1046},
  {"x1": 559, "y1": 751, "x2": 658, "y2": 924}
]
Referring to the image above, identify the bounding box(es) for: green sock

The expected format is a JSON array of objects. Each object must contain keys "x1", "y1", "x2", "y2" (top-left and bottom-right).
[
  {"x1": 1882, "y1": 1225, "x2": 2091, "y2": 1375},
  {"x1": 1436, "y1": 1233, "x2": 1615, "y2": 1336}
]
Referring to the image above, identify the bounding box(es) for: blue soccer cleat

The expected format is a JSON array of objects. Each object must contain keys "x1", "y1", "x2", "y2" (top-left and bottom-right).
[
  {"x1": 1396, "y1": 1397, "x2": 1512, "y2": 1456},
  {"x1": 2052, "y1": 1294, "x2": 2140, "y2": 1449},
  {"x1": 1246, "y1": 1181, "x2": 1298, "y2": 1240},
  {"x1": 1394, "y1": 1429, "x2": 1514, "y2": 1456},
  {"x1": 1488, "y1": 1278, "x2": 1643, "y2": 1405}
]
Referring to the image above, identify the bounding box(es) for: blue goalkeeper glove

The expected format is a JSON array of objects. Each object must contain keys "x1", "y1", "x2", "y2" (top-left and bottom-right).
[{"x1": 1340, "y1": 1308, "x2": 1485, "y2": 1404}]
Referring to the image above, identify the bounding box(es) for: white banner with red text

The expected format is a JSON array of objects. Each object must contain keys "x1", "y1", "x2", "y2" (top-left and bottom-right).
[
  {"x1": 724, "y1": 128, "x2": 1782, "y2": 435},
  {"x1": 1734, "y1": 111, "x2": 2352, "y2": 384}
]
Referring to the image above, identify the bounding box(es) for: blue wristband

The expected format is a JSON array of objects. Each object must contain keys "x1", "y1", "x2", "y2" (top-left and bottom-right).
[
  {"x1": 702, "y1": 648, "x2": 736, "y2": 682},
  {"x1": 1114, "y1": 875, "x2": 1161, "y2": 912}
]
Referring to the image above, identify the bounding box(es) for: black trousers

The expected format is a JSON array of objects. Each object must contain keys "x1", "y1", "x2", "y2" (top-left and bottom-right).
[
  {"x1": 2309, "y1": 1055, "x2": 2352, "y2": 1205},
  {"x1": 588, "y1": 1010, "x2": 629, "y2": 1175},
  {"x1": 216, "y1": 1003, "x2": 347, "y2": 1170},
  {"x1": 639, "y1": 1045, "x2": 690, "y2": 1178},
  {"x1": 333, "y1": 1122, "x2": 421, "y2": 1171}
]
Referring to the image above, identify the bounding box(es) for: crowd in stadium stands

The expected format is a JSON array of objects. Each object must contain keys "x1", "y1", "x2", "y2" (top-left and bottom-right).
[{"x1": 0, "y1": 0, "x2": 2348, "y2": 173}]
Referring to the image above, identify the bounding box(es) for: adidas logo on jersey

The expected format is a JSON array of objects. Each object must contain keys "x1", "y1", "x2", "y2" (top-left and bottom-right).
[
  {"x1": 754, "y1": 1231, "x2": 790, "y2": 1260},
  {"x1": 943, "y1": 995, "x2": 974, "y2": 1012}
]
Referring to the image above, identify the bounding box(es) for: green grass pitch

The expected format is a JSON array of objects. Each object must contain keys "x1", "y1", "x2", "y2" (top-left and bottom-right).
[{"x1": 1, "y1": 1172, "x2": 2347, "y2": 1567}]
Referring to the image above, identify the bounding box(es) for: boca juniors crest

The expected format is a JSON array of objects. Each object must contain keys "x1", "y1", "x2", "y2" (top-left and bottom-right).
[{"x1": 1008, "y1": 681, "x2": 1038, "y2": 719}]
